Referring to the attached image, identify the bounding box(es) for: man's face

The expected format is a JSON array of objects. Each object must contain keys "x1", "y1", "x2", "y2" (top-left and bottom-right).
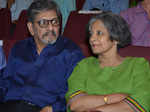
[{"x1": 28, "y1": 10, "x2": 60, "y2": 45}]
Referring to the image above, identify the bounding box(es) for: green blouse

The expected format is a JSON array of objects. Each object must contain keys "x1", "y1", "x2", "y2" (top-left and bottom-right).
[{"x1": 66, "y1": 57, "x2": 150, "y2": 111}]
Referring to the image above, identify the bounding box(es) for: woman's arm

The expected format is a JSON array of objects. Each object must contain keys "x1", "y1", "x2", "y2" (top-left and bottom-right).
[
  {"x1": 69, "y1": 93, "x2": 128, "y2": 112},
  {"x1": 91, "y1": 100, "x2": 134, "y2": 112}
]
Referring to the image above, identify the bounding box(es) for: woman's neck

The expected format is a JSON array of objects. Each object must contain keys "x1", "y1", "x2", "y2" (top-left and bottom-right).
[{"x1": 98, "y1": 53, "x2": 124, "y2": 68}]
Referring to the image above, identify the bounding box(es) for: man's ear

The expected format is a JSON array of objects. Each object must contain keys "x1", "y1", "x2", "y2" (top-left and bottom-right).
[{"x1": 27, "y1": 22, "x2": 34, "y2": 36}]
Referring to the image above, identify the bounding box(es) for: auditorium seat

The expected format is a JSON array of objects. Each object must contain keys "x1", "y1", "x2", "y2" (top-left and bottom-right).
[
  {"x1": 3, "y1": 10, "x2": 30, "y2": 59},
  {"x1": 119, "y1": 45, "x2": 150, "y2": 62},
  {"x1": 0, "y1": 8, "x2": 12, "y2": 40},
  {"x1": 63, "y1": 11, "x2": 100, "y2": 56},
  {"x1": 76, "y1": 0, "x2": 85, "y2": 11}
]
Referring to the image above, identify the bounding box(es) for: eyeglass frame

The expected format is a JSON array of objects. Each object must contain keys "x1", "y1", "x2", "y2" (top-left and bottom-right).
[{"x1": 35, "y1": 17, "x2": 60, "y2": 28}]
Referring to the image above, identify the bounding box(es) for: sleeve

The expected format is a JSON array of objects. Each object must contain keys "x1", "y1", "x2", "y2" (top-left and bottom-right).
[
  {"x1": 65, "y1": 59, "x2": 88, "y2": 101},
  {"x1": 51, "y1": 44, "x2": 84, "y2": 112},
  {"x1": 128, "y1": 59, "x2": 150, "y2": 111},
  {"x1": 0, "y1": 45, "x2": 17, "y2": 101},
  {"x1": 51, "y1": 97, "x2": 66, "y2": 112}
]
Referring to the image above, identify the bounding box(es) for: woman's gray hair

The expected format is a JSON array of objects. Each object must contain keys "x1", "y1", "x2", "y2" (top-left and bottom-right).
[{"x1": 87, "y1": 11, "x2": 131, "y2": 48}]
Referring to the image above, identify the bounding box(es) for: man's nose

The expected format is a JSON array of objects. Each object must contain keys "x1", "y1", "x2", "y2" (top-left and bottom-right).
[{"x1": 46, "y1": 22, "x2": 54, "y2": 30}]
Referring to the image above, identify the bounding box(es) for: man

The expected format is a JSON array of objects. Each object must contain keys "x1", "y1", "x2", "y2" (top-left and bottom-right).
[
  {"x1": 120, "y1": 0, "x2": 150, "y2": 47},
  {"x1": 0, "y1": 0, "x2": 84, "y2": 112},
  {"x1": 82, "y1": 0, "x2": 129, "y2": 14}
]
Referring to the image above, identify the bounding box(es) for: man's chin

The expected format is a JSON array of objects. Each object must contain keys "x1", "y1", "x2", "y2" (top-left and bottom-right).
[{"x1": 41, "y1": 39, "x2": 57, "y2": 45}]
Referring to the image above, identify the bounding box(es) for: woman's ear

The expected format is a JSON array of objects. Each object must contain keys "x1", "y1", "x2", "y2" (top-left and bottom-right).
[{"x1": 113, "y1": 40, "x2": 118, "y2": 45}]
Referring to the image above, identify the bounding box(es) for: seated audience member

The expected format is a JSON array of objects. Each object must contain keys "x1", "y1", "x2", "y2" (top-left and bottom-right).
[
  {"x1": 0, "y1": 0, "x2": 7, "y2": 9},
  {"x1": 66, "y1": 11, "x2": 150, "y2": 112},
  {"x1": 10, "y1": 0, "x2": 34, "y2": 22},
  {"x1": 0, "y1": 0, "x2": 84, "y2": 112},
  {"x1": 0, "y1": 45, "x2": 6, "y2": 101},
  {"x1": 82, "y1": 0, "x2": 129, "y2": 14},
  {"x1": 120, "y1": 0, "x2": 150, "y2": 47},
  {"x1": 53, "y1": 0, "x2": 76, "y2": 33},
  {"x1": 0, "y1": 46, "x2": 6, "y2": 70}
]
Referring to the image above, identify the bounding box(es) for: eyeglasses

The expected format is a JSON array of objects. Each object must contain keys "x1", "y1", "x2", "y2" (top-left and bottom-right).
[{"x1": 36, "y1": 18, "x2": 60, "y2": 28}]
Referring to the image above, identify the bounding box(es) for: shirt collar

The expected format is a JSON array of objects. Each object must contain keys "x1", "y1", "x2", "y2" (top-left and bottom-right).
[{"x1": 29, "y1": 36, "x2": 65, "y2": 56}]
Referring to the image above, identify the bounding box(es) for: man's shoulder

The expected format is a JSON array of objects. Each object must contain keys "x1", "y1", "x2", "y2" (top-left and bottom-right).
[
  {"x1": 58, "y1": 36, "x2": 84, "y2": 61},
  {"x1": 13, "y1": 37, "x2": 33, "y2": 48},
  {"x1": 10, "y1": 37, "x2": 34, "y2": 54},
  {"x1": 62, "y1": 37, "x2": 81, "y2": 51}
]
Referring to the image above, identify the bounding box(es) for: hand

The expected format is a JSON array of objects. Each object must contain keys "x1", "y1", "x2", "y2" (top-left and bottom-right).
[
  {"x1": 107, "y1": 93, "x2": 128, "y2": 104},
  {"x1": 40, "y1": 106, "x2": 52, "y2": 112}
]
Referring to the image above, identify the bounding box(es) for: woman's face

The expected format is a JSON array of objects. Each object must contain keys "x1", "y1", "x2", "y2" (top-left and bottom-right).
[
  {"x1": 89, "y1": 20, "x2": 116, "y2": 55},
  {"x1": 144, "y1": 0, "x2": 150, "y2": 4}
]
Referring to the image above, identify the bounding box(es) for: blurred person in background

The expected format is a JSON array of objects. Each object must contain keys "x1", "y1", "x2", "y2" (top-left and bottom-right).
[
  {"x1": 120, "y1": 0, "x2": 150, "y2": 46},
  {"x1": 82, "y1": 0, "x2": 129, "y2": 14}
]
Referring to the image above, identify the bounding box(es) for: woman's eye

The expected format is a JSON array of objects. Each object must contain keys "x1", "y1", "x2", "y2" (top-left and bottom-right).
[{"x1": 97, "y1": 31, "x2": 103, "y2": 35}]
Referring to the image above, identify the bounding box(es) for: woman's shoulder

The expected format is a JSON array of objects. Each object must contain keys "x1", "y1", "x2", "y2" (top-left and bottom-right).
[
  {"x1": 126, "y1": 57, "x2": 148, "y2": 62},
  {"x1": 125, "y1": 57, "x2": 149, "y2": 67}
]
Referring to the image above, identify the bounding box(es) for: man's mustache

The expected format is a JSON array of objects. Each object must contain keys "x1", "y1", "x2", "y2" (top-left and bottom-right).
[{"x1": 43, "y1": 30, "x2": 56, "y2": 37}]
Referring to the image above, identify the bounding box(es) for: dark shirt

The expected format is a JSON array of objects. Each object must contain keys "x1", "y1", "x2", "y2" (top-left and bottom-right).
[{"x1": 0, "y1": 37, "x2": 84, "y2": 112}]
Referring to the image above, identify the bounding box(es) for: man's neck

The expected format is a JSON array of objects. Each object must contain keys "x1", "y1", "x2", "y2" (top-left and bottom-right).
[{"x1": 34, "y1": 38, "x2": 47, "y2": 55}]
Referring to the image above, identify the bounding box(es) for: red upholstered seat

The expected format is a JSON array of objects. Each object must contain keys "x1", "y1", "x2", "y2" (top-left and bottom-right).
[
  {"x1": 76, "y1": 0, "x2": 85, "y2": 11},
  {"x1": 63, "y1": 11, "x2": 99, "y2": 57},
  {"x1": 12, "y1": 10, "x2": 30, "y2": 40},
  {"x1": 119, "y1": 45, "x2": 150, "y2": 62},
  {"x1": 3, "y1": 10, "x2": 30, "y2": 59},
  {"x1": 0, "y1": 8, "x2": 12, "y2": 40}
]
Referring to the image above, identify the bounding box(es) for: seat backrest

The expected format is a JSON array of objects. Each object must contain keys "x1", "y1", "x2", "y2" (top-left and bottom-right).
[
  {"x1": 3, "y1": 39, "x2": 18, "y2": 59},
  {"x1": 0, "y1": 8, "x2": 12, "y2": 40},
  {"x1": 12, "y1": 10, "x2": 30, "y2": 40},
  {"x1": 63, "y1": 11, "x2": 101, "y2": 57},
  {"x1": 119, "y1": 45, "x2": 150, "y2": 62},
  {"x1": 76, "y1": 0, "x2": 85, "y2": 11},
  {"x1": 3, "y1": 10, "x2": 30, "y2": 59}
]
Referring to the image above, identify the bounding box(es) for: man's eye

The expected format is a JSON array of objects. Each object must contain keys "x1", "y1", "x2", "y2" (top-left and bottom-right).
[{"x1": 39, "y1": 20, "x2": 48, "y2": 25}]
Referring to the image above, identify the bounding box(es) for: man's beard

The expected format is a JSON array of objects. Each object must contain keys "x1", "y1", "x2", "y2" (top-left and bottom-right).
[{"x1": 41, "y1": 30, "x2": 58, "y2": 45}]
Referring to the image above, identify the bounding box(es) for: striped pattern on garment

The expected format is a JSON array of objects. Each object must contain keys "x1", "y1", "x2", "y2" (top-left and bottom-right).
[
  {"x1": 69, "y1": 90, "x2": 85, "y2": 99},
  {"x1": 124, "y1": 96, "x2": 146, "y2": 112}
]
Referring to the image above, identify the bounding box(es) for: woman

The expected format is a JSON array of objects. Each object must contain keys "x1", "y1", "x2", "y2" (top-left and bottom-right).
[{"x1": 66, "y1": 11, "x2": 150, "y2": 112}]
